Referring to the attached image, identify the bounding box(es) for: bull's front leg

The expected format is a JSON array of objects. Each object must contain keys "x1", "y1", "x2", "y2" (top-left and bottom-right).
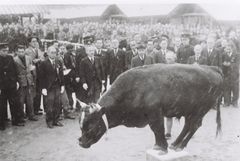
[{"x1": 149, "y1": 108, "x2": 168, "y2": 155}]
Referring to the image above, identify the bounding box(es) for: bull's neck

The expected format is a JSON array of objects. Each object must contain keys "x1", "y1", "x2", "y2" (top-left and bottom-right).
[{"x1": 103, "y1": 106, "x2": 122, "y2": 129}]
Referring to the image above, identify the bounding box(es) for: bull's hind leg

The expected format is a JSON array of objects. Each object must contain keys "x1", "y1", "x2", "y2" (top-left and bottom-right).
[
  {"x1": 176, "y1": 118, "x2": 203, "y2": 150},
  {"x1": 170, "y1": 116, "x2": 191, "y2": 151},
  {"x1": 149, "y1": 109, "x2": 168, "y2": 155}
]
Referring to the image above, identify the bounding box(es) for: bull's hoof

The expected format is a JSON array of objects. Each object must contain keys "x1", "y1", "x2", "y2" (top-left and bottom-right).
[
  {"x1": 169, "y1": 144, "x2": 183, "y2": 152},
  {"x1": 153, "y1": 144, "x2": 162, "y2": 150},
  {"x1": 153, "y1": 144, "x2": 168, "y2": 155},
  {"x1": 158, "y1": 150, "x2": 168, "y2": 155}
]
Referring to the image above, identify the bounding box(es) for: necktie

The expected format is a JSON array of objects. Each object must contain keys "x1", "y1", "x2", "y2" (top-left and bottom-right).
[
  {"x1": 114, "y1": 49, "x2": 117, "y2": 57},
  {"x1": 52, "y1": 60, "x2": 55, "y2": 69},
  {"x1": 90, "y1": 57, "x2": 94, "y2": 64}
]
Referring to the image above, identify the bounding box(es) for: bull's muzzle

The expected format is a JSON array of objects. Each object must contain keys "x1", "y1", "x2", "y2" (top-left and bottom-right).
[{"x1": 78, "y1": 137, "x2": 91, "y2": 148}]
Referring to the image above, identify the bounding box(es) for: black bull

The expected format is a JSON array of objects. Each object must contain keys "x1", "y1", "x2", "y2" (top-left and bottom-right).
[{"x1": 78, "y1": 64, "x2": 223, "y2": 154}]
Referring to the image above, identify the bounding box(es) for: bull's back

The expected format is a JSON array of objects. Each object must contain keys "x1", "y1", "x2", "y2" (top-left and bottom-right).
[{"x1": 99, "y1": 64, "x2": 223, "y2": 117}]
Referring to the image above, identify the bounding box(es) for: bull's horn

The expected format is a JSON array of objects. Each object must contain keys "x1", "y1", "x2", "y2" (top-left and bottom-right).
[
  {"x1": 95, "y1": 104, "x2": 102, "y2": 111},
  {"x1": 76, "y1": 98, "x2": 87, "y2": 108}
]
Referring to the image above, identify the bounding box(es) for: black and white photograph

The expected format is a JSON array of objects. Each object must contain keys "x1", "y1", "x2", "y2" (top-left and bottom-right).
[{"x1": 0, "y1": 0, "x2": 240, "y2": 160}]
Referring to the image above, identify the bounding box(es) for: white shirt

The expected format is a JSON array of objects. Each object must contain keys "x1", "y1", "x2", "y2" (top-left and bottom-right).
[
  {"x1": 49, "y1": 58, "x2": 55, "y2": 66},
  {"x1": 88, "y1": 56, "x2": 94, "y2": 63}
]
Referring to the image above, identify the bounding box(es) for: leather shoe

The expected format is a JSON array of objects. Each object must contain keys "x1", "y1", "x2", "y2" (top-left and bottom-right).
[
  {"x1": 12, "y1": 122, "x2": 25, "y2": 126},
  {"x1": 29, "y1": 117, "x2": 38, "y2": 121},
  {"x1": 34, "y1": 112, "x2": 43, "y2": 115},
  {"x1": 64, "y1": 114, "x2": 75, "y2": 119},
  {"x1": 47, "y1": 122, "x2": 53, "y2": 129},
  {"x1": 53, "y1": 121, "x2": 64, "y2": 127},
  {"x1": 0, "y1": 126, "x2": 6, "y2": 131}
]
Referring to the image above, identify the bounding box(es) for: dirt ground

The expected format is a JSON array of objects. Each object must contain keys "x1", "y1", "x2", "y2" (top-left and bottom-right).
[{"x1": 0, "y1": 106, "x2": 240, "y2": 161}]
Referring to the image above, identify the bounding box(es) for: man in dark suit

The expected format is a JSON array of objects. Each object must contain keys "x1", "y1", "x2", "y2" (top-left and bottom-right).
[
  {"x1": 131, "y1": 44, "x2": 154, "y2": 68},
  {"x1": 94, "y1": 38, "x2": 109, "y2": 92},
  {"x1": 14, "y1": 45, "x2": 38, "y2": 121},
  {"x1": 177, "y1": 34, "x2": 194, "y2": 64},
  {"x1": 0, "y1": 43, "x2": 24, "y2": 130},
  {"x1": 40, "y1": 46, "x2": 65, "y2": 128},
  {"x1": 63, "y1": 44, "x2": 76, "y2": 109},
  {"x1": 109, "y1": 39, "x2": 126, "y2": 84},
  {"x1": 188, "y1": 45, "x2": 207, "y2": 65},
  {"x1": 222, "y1": 43, "x2": 240, "y2": 107},
  {"x1": 126, "y1": 40, "x2": 138, "y2": 70},
  {"x1": 202, "y1": 37, "x2": 222, "y2": 68},
  {"x1": 79, "y1": 45, "x2": 105, "y2": 103},
  {"x1": 153, "y1": 39, "x2": 171, "y2": 64}
]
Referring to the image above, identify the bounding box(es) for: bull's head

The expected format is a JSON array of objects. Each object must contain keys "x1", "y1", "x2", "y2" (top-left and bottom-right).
[{"x1": 78, "y1": 100, "x2": 108, "y2": 148}]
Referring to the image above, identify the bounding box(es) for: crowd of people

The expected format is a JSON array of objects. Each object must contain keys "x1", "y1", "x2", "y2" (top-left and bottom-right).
[{"x1": 0, "y1": 20, "x2": 239, "y2": 135}]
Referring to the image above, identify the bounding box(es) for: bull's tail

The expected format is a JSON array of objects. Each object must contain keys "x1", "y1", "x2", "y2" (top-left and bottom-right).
[{"x1": 216, "y1": 96, "x2": 222, "y2": 137}]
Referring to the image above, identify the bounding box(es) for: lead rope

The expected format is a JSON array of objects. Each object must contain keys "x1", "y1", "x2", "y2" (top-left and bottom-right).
[{"x1": 95, "y1": 104, "x2": 109, "y2": 140}]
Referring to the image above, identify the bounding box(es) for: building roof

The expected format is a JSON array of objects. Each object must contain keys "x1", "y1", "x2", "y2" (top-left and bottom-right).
[
  {"x1": 0, "y1": 5, "x2": 49, "y2": 15},
  {"x1": 168, "y1": 4, "x2": 210, "y2": 18},
  {"x1": 45, "y1": 5, "x2": 108, "y2": 19}
]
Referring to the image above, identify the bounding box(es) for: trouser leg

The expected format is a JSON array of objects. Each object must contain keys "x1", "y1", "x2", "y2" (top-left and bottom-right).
[
  {"x1": 231, "y1": 80, "x2": 239, "y2": 106},
  {"x1": 0, "y1": 90, "x2": 7, "y2": 128},
  {"x1": 53, "y1": 87, "x2": 61, "y2": 123},
  {"x1": 45, "y1": 88, "x2": 55, "y2": 124},
  {"x1": 26, "y1": 86, "x2": 35, "y2": 118}
]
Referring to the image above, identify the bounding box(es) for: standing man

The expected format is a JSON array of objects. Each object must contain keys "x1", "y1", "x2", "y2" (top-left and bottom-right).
[
  {"x1": 131, "y1": 44, "x2": 154, "y2": 68},
  {"x1": 63, "y1": 44, "x2": 76, "y2": 109},
  {"x1": 25, "y1": 36, "x2": 44, "y2": 115},
  {"x1": 222, "y1": 43, "x2": 240, "y2": 107},
  {"x1": 0, "y1": 43, "x2": 24, "y2": 130},
  {"x1": 153, "y1": 39, "x2": 171, "y2": 64},
  {"x1": 146, "y1": 40, "x2": 155, "y2": 59},
  {"x1": 188, "y1": 45, "x2": 207, "y2": 65},
  {"x1": 202, "y1": 37, "x2": 222, "y2": 68},
  {"x1": 126, "y1": 40, "x2": 138, "y2": 70},
  {"x1": 177, "y1": 34, "x2": 194, "y2": 64},
  {"x1": 40, "y1": 46, "x2": 65, "y2": 128},
  {"x1": 94, "y1": 38, "x2": 109, "y2": 92},
  {"x1": 80, "y1": 45, "x2": 105, "y2": 103},
  {"x1": 14, "y1": 45, "x2": 38, "y2": 121},
  {"x1": 109, "y1": 39, "x2": 126, "y2": 84}
]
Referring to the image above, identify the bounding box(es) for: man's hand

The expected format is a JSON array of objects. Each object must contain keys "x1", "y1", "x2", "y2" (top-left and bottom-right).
[
  {"x1": 42, "y1": 89, "x2": 47, "y2": 96},
  {"x1": 75, "y1": 77, "x2": 80, "y2": 83},
  {"x1": 33, "y1": 59, "x2": 41, "y2": 64},
  {"x1": 60, "y1": 86, "x2": 65, "y2": 94},
  {"x1": 16, "y1": 82, "x2": 19, "y2": 90},
  {"x1": 223, "y1": 61, "x2": 231, "y2": 66},
  {"x1": 83, "y1": 83, "x2": 88, "y2": 90}
]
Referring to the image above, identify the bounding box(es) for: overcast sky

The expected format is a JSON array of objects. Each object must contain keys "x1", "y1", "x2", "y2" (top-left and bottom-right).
[{"x1": 1, "y1": 0, "x2": 240, "y2": 20}]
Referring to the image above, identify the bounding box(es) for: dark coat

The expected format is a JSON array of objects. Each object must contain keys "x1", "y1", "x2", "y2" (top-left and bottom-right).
[
  {"x1": 177, "y1": 45, "x2": 194, "y2": 64},
  {"x1": 79, "y1": 56, "x2": 105, "y2": 94},
  {"x1": 202, "y1": 48, "x2": 222, "y2": 68},
  {"x1": 14, "y1": 55, "x2": 35, "y2": 87},
  {"x1": 222, "y1": 51, "x2": 240, "y2": 82},
  {"x1": 39, "y1": 58, "x2": 64, "y2": 90},
  {"x1": 0, "y1": 55, "x2": 18, "y2": 90},
  {"x1": 108, "y1": 48, "x2": 126, "y2": 84},
  {"x1": 64, "y1": 51, "x2": 77, "y2": 84},
  {"x1": 126, "y1": 49, "x2": 138, "y2": 70},
  {"x1": 94, "y1": 49, "x2": 109, "y2": 79},
  {"x1": 153, "y1": 49, "x2": 170, "y2": 64},
  {"x1": 131, "y1": 55, "x2": 154, "y2": 68},
  {"x1": 187, "y1": 55, "x2": 208, "y2": 65}
]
